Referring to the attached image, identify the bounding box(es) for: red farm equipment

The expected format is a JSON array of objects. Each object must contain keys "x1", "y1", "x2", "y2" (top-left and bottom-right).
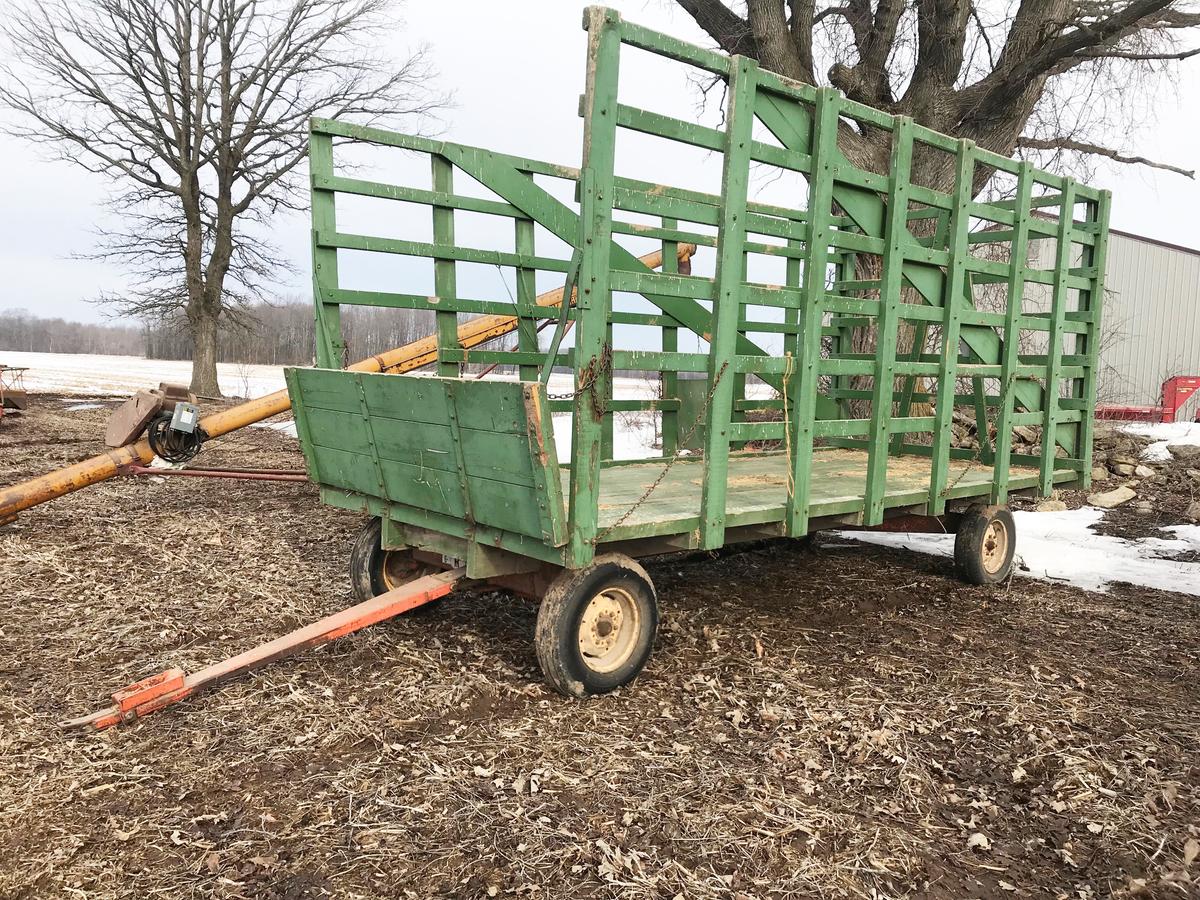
[{"x1": 1097, "y1": 376, "x2": 1200, "y2": 424}]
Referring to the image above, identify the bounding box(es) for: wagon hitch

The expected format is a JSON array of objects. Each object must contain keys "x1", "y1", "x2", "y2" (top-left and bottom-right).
[{"x1": 60, "y1": 568, "x2": 465, "y2": 731}]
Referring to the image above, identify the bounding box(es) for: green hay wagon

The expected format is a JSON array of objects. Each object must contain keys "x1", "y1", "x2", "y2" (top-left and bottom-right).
[{"x1": 287, "y1": 7, "x2": 1111, "y2": 697}]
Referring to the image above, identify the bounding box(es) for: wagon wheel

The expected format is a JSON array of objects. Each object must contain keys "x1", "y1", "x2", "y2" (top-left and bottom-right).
[
  {"x1": 349, "y1": 517, "x2": 442, "y2": 604},
  {"x1": 954, "y1": 505, "x2": 1016, "y2": 585},
  {"x1": 534, "y1": 554, "x2": 658, "y2": 698}
]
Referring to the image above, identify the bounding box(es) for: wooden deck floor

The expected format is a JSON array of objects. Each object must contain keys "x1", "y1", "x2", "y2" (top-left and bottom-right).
[{"x1": 585, "y1": 448, "x2": 1044, "y2": 539}]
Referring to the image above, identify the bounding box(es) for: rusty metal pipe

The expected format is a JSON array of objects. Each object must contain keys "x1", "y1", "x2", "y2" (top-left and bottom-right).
[
  {"x1": 0, "y1": 245, "x2": 695, "y2": 522},
  {"x1": 121, "y1": 465, "x2": 310, "y2": 482}
]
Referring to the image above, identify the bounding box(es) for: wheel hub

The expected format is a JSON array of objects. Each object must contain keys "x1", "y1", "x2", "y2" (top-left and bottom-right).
[
  {"x1": 578, "y1": 587, "x2": 640, "y2": 674},
  {"x1": 981, "y1": 519, "x2": 1009, "y2": 574},
  {"x1": 381, "y1": 550, "x2": 435, "y2": 591}
]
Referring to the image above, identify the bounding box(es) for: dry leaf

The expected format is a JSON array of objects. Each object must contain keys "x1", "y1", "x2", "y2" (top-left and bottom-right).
[{"x1": 966, "y1": 832, "x2": 991, "y2": 852}]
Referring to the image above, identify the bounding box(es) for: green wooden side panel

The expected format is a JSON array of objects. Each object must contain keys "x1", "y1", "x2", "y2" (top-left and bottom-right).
[{"x1": 287, "y1": 368, "x2": 568, "y2": 546}]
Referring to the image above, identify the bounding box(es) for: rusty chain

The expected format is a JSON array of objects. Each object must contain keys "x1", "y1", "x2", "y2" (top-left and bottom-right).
[{"x1": 593, "y1": 360, "x2": 729, "y2": 544}]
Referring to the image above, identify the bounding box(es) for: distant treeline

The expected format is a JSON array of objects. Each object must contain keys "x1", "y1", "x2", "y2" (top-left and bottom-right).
[
  {"x1": 0, "y1": 310, "x2": 143, "y2": 356},
  {"x1": 0, "y1": 303, "x2": 444, "y2": 366}
]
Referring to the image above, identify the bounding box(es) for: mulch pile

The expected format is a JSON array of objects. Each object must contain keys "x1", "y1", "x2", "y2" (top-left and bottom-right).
[{"x1": 0, "y1": 396, "x2": 1197, "y2": 899}]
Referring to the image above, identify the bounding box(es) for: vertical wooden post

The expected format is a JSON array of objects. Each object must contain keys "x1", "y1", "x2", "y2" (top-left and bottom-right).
[
  {"x1": 729, "y1": 250, "x2": 749, "y2": 450},
  {"x1": 1074, "y1": 190, "x2": 1112, "y2": 489},
  {"x1": 785, "y1": 88, "x2": 838, "y2": 538},
  {"x1": 971, "y1": 375, "x2": 994, "y2": 464},
  {"x1": 890, "y1": 319, "x2": 928, "y2": 455},
  {"x1": 431, "y1": 155, "x2": 460, "y2": 377},
  {"x1": 1039, "y1": 179, "x2": 1076, "y2": 496},
  {"x1": 926, "y1": 139, "x2": 975, "y2": 516},
  {"x1": 990, "y1": 162, "x2": 1034, "y2": 504},
  {"x1": 602, "y1": 320, "x2": 615, "y2": 459},
  {"x1": 831, "y1": 250, "x2": 856, "y2": 419},
  {"x1": 567, "y1": 7, "x2": 621, "y2": 567},
  {"x1": 862, "y1": 117, "x2": 913, "y2": 525},
  {"x1": 515, "y1": 214, "x2": 539, "y2": 382},
  {"x1": 660, "y1": 217, "x2": 680, "y2": 456},
  {"x1": 309, "y1": 128, "x2": 344, "y2": 369},
  {"x1": 698, "y1": 55, "x2": 757, "y2": 550}
]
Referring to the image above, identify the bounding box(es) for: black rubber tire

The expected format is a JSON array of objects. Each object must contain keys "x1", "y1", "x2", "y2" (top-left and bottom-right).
[
  {"x1": 348, "y1": 517, "x2": 441, "y2": 603},
  {"x1": 954, "y1": 504, "x2": 1016, "y2": 585},
  {"x1": 534, "y1": 554, "x2": 658, "y2": 698}
]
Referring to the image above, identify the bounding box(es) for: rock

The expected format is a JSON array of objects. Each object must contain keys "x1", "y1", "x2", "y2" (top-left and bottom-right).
[
  {"x1": 1187, "y1": 468, "x2": 1200, "y2": 483},
  {"x1": 1091, "y1": 467, "x2": 1110, "y2": 482},
  {"x1": 1109, "y1": 454, "x2": 1138, "y2": 468},
  {"x1": 1167, "y1": 443, "x2": 1200, "y2": 461},
  {"x1": 1133, "y1": 501, "x2": 1154, "y2": 514},
  {"x1": 1134, "y1": 465, "x2": 1154, "y2": 477},
  {"x1": 1110, "y1": 463, "x2": 1137, "y2": 476},
  {"x1": 1149, "y1": 474, "x2": 1168, "y2": 486},
  {"x1": 1087, "y1": 486, "x2": 1136, "y2": 509},
  {"x1": 1186, "y1": 500, "x2": 1200, "y2": 522},
  {"x1": 1013, "y1": 425, "x2": 1039, "y2": 444},
  {"x1": 1036, "y1": 499, "x2": 1068, "y2": 512}
]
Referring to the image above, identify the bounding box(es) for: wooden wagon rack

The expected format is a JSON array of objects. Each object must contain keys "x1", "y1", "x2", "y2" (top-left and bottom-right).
[{"x1": 284, "y1": 6, "x2": 1111, "y2": 696}]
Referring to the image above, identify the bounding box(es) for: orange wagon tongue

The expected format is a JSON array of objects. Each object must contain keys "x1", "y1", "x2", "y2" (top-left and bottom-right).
[{"x1": 59, "y1": 568, "x2": 465, "y2": 731}]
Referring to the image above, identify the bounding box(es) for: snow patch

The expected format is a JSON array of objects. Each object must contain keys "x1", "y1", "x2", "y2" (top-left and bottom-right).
[
  {"x1": 1118, "y1": 421, "x2": 1200, "y2": 462},
  {"x1": 839, "y1": 508, "x2": 1200, "y2": 595},
  {"x1": 251, "y1": 419, "x2": 299, "y2": 438},
  {"x1": 63, "y1": 402, "x2": 104, "y2": 411}
]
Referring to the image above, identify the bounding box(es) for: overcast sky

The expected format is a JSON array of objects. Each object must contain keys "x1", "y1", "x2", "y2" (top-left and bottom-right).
[{"x1": 1, "y1": 0, "x2": 1198, "y2": 325}]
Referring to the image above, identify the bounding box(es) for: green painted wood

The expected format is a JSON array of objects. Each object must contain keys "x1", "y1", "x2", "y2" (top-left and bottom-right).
[
  {"x1": 749, "y1": 90, "x2": 1080, "y2": 458},
  {"x1": 1074, "y1": 190, "x2": 1112, "y2": 490},
  {"x1": 309, "y1": 131, "x2": 344, "y2": 369},
  {"x1": 660, "y1": 217, "x2": 681, "y2": 456},
  {"x1": 699, "y1": 55, "x2": 757, "y2": 549},
  {"x1": 989, "y1": 162, "x2": 1035, "y2": 504},
  {"x1": 785, "y1": 88, "x2": 838, "y2": 536},
  {"x1": 863, "y1": 117, "x2": 913, "y2": 526},
  {"x1": 289, "y1": 369, "x2": 567, "y2": 543},
  {"x1": 1039, "y1": 179, "x2": 1077, "y2": 495},
  {"x1": 294, "y1": 8, "x2": 1109, "y2": 570},
  {"x1": 567, "y1": 7, "x2": 622, "y2": 567},
  {"x1": 431, "y1": 155, "x2": 460, "y2": 378},
  {"x1": 522, "y1": 383, "x2": 569, "y2": 547},
  {"x1": 515, "y1": 212, "x2": 540, "y2": 382},
  {"x1": 926, "y1": 141, "x2": 975, "y2": 516}
]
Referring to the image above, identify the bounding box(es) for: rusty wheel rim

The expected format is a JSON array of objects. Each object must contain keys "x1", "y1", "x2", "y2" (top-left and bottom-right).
[
  {"x1": 577, "y1": 587, "x2": 640, "y2": 674},
  {"x1": 981, "y1": 519, "x2": 1010, "y2": 575},
  {"x1": 380, "y1": 550, "x2": 432, "y2": 592}
]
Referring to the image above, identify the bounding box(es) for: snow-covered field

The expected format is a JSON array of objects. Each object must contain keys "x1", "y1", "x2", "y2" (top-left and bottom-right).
[
  {"x1": 2, "y1": 350, "x2": 288, "y2": 399},
  {"x1": 2, "y1": 350, "x2": 715, "y2": 460},
  {"x1": 9, "y1": 351, "x2": 1199, "y2": 596}
]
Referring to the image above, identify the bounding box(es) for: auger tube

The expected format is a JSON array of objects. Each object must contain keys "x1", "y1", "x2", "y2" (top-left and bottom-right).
[{"x1": 0, "y1": 245, "x2": 694, "y2": 524}]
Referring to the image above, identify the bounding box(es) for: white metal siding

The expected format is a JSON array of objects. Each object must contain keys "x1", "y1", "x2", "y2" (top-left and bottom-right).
[
  {"x1": 1101, "y1": 233, "x2": 1200, "y2": 418},
  {"x1": 1024, "y1": 232, "x2": 1200, "y2": 419}
]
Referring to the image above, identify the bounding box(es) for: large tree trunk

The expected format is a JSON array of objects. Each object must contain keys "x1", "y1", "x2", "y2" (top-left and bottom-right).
[{"x1": 189, "y1": 309, "x2": 221, "y2": 397}]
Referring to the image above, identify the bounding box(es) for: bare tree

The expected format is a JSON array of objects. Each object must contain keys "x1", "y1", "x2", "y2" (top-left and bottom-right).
[
  {"x1": 1, "y1": 0, "x2": 441, "y2": 395},
  {"x1": 674, "y1": 0, "x2": 1198, "y2": 184}
]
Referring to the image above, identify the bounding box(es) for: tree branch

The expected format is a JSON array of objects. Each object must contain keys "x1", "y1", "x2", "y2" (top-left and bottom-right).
[
  {"x1": 1018, "y1": 135, "x2": 1195, "y2": 178},
  {"x1": 675, "y1": 0, "x2": 759, "y2": 57}
]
